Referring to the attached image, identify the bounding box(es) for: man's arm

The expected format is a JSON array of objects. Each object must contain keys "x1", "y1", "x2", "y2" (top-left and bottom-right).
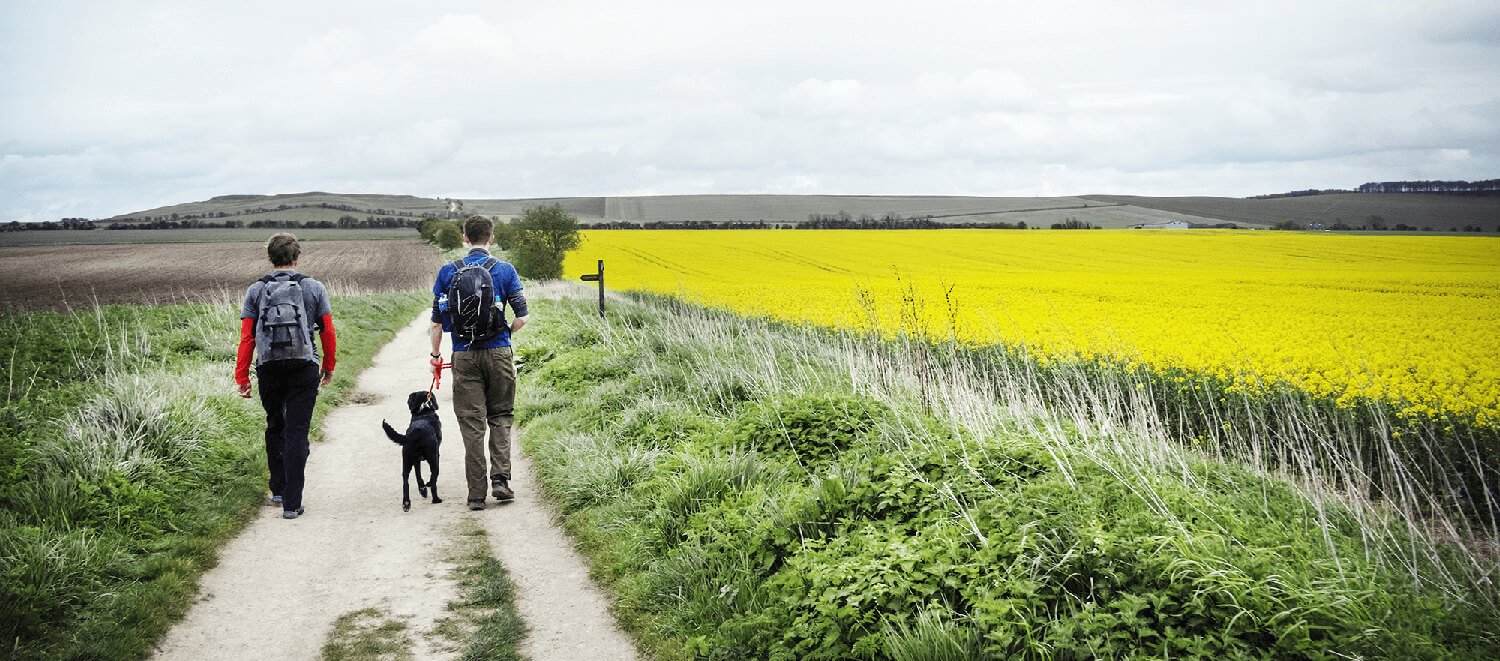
[
  {"x1": 318, "y1": 313, "x2": 337, "y2": 386},
  {"x1": 429, "y1": 322, "x2": 444, "y2": 375},
  {"x1": 503, "y1": 265, "x2": 528, "y2": 335},
  {"x1": 430, "y1": 268, "x2": 448, "y2": 375},
  {"x1": 235, "y1": 318, "x2": 255, "y2": 397}
]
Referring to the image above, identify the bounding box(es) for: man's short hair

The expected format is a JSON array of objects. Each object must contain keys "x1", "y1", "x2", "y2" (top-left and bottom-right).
[
  {"x1": 463, "y1": 215, "x2": 493, "y2": 244},
  {"x1": 267, "y1": 233, "x2": 300, "y2": 267}
]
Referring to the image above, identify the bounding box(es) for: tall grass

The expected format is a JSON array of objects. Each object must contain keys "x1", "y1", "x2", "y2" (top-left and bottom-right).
[
  {"x1": 0, "y1": 291, "x2": 428, "y2": 659},
  {"x1": 514, "y1": 291, "x2": 1499, "y2": 659}
]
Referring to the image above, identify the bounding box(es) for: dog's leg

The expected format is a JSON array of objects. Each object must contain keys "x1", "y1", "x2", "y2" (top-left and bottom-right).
[
  {"x1": 403, "y1": 458, "x2": 413, "y2": 512},
  {"x1": 429, "y1": 454, "x2": 441, "y2": 504},
  {"x1": 415, "y1": 457, "x2": 428, "y2": 498}
]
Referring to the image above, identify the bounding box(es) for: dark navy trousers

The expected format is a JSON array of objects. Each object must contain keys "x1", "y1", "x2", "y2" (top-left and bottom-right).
[{"x1": 257, "y1": 360, "x2": 320, "y2": 512}]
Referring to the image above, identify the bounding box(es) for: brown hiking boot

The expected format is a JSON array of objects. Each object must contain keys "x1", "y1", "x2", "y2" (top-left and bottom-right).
[{"x1": 491, "y1": 475, "x2": 514, "y2": 501}]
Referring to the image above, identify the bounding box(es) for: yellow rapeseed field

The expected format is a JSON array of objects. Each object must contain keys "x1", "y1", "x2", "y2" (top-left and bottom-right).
[{"x1": 564, "y1": 230, "x2": 1500, "y2": 424}]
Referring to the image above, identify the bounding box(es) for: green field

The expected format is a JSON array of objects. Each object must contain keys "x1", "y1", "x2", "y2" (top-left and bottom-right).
[
  {"x1": 1085, "y1": 193, "x2": 1500, "y2": 231},
  {"x1": 0, "y1": 227, "x2": 418, "y2": 246}
]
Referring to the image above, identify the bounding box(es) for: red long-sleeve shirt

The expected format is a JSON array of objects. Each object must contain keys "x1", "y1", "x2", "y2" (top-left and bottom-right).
[{"x1": 234, "y1": 314, "x2": 337, "y2": 386}]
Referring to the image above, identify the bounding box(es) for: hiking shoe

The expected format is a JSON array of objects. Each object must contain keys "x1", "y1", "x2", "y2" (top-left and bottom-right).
[
  {"x1": 282, "y1": 507, "x2": 305, "y2": 519},
  {"x1": 491, "y1": 476, "x2": 514, "y2": 501},
  {"x1": 467, "y1": 499, "x2": 485, "y2": 511}
]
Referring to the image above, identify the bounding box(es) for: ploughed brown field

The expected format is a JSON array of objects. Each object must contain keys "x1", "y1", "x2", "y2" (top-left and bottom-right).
[{"x1": 0, "y1": 239, "x2": 437, "y2": 311}]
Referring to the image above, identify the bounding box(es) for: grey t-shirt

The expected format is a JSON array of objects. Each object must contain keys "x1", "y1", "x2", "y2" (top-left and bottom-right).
[{"x1": 241, "y1": 271, "x2": 333, "y2": 365}]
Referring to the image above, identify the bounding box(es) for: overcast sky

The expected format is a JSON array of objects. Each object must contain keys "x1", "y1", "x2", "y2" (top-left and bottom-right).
[{"x1": 2, "y1": 1, "x2": 1497, "y2": 221}]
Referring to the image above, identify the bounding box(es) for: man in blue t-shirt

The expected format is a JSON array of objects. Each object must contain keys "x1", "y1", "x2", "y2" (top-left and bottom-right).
[{"x1": 429, "y1": 216, "x2": 529, "y2": 510}]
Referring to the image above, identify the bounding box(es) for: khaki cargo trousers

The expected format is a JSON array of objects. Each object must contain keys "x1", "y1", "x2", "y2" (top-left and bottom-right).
[{"x1": 451, "y1": 346, "x2": 515, "y2": 501}]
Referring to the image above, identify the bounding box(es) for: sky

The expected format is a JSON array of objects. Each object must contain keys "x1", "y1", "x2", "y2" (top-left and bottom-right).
[{"x1": 2, "y1": 1, "x2": 1497, "y2": 221}]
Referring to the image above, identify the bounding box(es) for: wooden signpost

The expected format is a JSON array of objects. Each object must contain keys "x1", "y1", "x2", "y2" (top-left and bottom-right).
[{"x1": 580, "y1": 259, "x2": 604, "y2": 318}]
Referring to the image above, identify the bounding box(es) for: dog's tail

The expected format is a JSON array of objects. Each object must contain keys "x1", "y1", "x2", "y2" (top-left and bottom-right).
[{"x1": 381, "y1": 420, "x2": 406, "y2": 445}]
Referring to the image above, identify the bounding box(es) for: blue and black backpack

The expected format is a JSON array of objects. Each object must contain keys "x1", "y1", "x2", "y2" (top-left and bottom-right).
[{"x1": 445, "y1": 257, "x2": 505, "y2": 345}]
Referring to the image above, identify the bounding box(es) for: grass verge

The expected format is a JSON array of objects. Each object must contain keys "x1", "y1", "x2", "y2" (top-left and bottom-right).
[
  {"x1": 430, "y1": 516, "x2": 526, "y2": 661},
  {"x1": 0, "y1": 291, "x2": 428, "y2": 659},
  {"x1": 513, "y1": 293, "x2": 1499, "y2": 660}
]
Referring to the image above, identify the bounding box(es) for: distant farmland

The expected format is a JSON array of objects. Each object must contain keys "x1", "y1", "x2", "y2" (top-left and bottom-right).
[
  {"x1": 0, "y1": 227, "x2": 418, "y2": 247},
  {"x1": 1084, "y1": 193, "x2": 1500, "y2": 231},
  {"x1": 0, "y1": 239, "x2": 436, "y2": 311}
]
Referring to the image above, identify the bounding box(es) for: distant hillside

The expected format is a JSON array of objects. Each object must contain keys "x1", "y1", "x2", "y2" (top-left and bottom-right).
[
  {"x1": 107, "y1": 192, "x2": 1229, "y2": 229},
  {"x1": 100, "y1": 191, "x2": 1500, "y2": 232},
  {"x1": 1083, "y1": 193, "x2": 1500, "y2": 231}
]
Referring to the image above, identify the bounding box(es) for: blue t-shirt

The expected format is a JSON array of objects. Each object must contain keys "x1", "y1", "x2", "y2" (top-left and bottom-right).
[{"x1": 431, "y1": 248, "x2": 526, "y2": 351}]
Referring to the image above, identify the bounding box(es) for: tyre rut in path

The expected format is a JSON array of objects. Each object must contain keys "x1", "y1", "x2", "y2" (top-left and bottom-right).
[{"x1": 152, "y1": 311, "x2": 638, "y2": 660}]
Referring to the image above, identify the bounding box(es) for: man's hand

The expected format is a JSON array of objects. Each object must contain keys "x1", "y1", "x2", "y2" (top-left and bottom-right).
[
  {"x1": 320, "y1": 370, "x2": 334, "y2": 386},
  {"x1": 430, "y1": 355, "x2": 444, "y2": 377},
  {"x1": 237, "y1": 382, "x2": 252, "y2": 398}
]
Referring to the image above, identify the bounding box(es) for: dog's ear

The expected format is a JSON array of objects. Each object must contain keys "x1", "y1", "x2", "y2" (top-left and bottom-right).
[{"x1": 407, "y1": 391, "x2": 427, "y2": 414}]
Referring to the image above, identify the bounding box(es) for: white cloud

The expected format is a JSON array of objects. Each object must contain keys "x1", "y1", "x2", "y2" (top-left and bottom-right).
[{"x1": 1, "y1": 0, "x2": 1497, "y2": 221}]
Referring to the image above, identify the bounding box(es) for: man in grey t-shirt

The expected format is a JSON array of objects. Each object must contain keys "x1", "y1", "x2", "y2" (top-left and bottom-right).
[{"x1": 235, "y1": 233, "x2": 336, "y2": 520}]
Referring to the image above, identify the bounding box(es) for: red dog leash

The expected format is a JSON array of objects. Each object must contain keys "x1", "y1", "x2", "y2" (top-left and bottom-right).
[{"x1": 429, "y1": 357, "x2": 452, "y2": 396}]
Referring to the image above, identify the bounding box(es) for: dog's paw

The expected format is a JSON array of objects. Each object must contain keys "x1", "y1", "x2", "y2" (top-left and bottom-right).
[
  {"x1": 418, "y1": 486, "x2": 428, "y2": 497},
  {"x1": 432, "y1": 496, "x2": 443, "y2": 504},
  {"x1": 403, "y1": 501, "x2": 411, "y2": 512}
]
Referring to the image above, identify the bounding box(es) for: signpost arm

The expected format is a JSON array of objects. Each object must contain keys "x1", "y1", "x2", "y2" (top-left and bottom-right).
[{"x1": 580, "y1": 260, "x2": 605, "y2": 318}]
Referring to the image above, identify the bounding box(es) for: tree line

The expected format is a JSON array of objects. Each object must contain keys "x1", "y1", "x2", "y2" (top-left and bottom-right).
[
  {"x1": 1273, "y1": 216, "x2": 1498, "y2": 232},
  {"x1": 589, "y1": 212, "x2": 1056, "y2": 230},
  {"x1": 1356, "y1": 179, "x2": 1500, "y2": 194}
]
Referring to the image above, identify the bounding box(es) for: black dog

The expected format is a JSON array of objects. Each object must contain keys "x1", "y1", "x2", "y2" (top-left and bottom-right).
[{"x1": 381, "y1": 391, "x2": 442, "y2": 511}]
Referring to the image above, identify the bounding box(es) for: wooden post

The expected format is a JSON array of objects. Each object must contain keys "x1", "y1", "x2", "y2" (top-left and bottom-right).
[{"x1": 579, "y1": 260, "x2": 604, "y2": 318}]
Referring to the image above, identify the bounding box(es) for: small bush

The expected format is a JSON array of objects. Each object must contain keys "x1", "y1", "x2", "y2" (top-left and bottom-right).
[{"x1": 434, "y1": 224, "x2": 463, "y2": 251}]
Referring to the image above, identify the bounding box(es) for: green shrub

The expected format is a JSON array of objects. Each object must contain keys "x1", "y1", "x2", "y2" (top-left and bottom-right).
[
  {"x1": 434, "y1": 224, "x2": 463, "y2": 251},
  {"x1": 727, "y1": 394, "x2": 888, "y2": 464},
  {"x1": 509, "y1": 205, "x2": 581, "y2": 280}
]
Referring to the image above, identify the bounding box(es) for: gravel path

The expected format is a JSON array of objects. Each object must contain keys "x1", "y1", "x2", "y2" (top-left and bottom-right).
[{"x1": 152, "y1": 311, "x2": 638, "y2": 660}]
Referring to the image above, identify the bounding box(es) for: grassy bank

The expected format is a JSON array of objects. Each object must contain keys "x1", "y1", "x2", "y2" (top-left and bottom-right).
[
  {"x1": 515, "y1": 293, "x2": 1499, "y2": 660},
  {"x1": 0, "y1": 291, "x2": 428, "y2": 659}
]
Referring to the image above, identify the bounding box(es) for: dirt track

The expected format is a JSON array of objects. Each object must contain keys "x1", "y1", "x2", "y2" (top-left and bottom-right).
[{"x1": 152, "y1": 309, "x2": 637, "y2": 660}]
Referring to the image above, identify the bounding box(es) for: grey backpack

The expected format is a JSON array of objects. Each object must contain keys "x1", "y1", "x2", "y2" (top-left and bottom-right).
[{"x1": 255, "y1": 272, "x2": 316, "y2": 365}]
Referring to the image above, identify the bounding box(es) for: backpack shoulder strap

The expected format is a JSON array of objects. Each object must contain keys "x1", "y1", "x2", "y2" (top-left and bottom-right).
[
  {"x1": 481, "y1": 257, "x2": 498, "y2": 269},
  {"x1": 260, "y1": 272, "x2": 306, "y2": 284},
  {"x1": 451, "y1": 259, "x2": 466, "y2": 271}
]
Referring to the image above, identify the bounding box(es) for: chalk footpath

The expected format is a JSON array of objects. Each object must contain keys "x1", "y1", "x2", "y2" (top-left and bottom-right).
[{"x1": 153, "y1": 311, "x2": 638, "y2": 660}]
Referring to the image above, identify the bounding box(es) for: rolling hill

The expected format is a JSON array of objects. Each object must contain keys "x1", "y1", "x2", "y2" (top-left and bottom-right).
[{"x1": 102, "y1": 191, "x2": 1500, "y2": 231}]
